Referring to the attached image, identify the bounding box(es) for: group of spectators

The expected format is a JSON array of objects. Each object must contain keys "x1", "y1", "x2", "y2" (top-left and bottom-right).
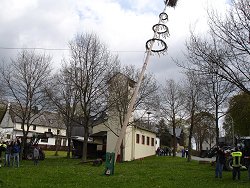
[
  {"x1": 156, "y1": 147, "x2": 172, "y2": 156},
  {"x1": 181, "y1": 148, "x2": 189, "y2": 158},
  {"x1": 0, "y1": 139, "x2": 21, "y2": 167}
]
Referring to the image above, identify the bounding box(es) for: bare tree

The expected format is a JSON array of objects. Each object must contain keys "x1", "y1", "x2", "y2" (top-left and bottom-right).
[
  {"x1": 208, "y1": 0, "x2": 250, "y2": 60},
  {"x1": 199, "y1": 68, "x2": 234, "y2": 145},
  {"x1": 183, "y1": 71, "x2": 204, "y2": 162},
  {"x1": 0, "y1": 50, "x2": 52, "y2": 158},
  {"x1": 67, "y1": 33, "x2": 119, "y2": 162},
  {"x1": 192, "y1": 112, "x2": 215, "y2": 152},
  {"x1": 45, "y1": 65, "x2": 80, "y2": 158},
  {"x1": 185, "y1": 0, "x2": 250, "y2": 94},
  {"x1": 160, "y1": 79, "x2": 184, "y2": 157}
]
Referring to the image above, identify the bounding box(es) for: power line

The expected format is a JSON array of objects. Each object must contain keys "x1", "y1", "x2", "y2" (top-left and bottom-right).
[
  {"x1": 0, "y1": 46, "x2": 145, "y2": 53},
  {"x1": 0, "y1": 47, "x2": 69, "y2": 51}
]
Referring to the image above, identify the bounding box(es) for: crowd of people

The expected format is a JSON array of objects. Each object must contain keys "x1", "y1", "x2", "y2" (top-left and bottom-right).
[
  {"x1": 0, "y1": 139, "x2": 41, "y2": 167},
  {"x1": 0, "y1": 139, "x2": 21, "y2": 167},
  {"x1": 156, "y1": 147, "x2": 172, "y2": 156}
]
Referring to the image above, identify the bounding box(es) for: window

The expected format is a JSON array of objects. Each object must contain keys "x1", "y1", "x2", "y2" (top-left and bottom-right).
[
  {"x1": 48, "y1": 128, "x2": 51, "y2": 132},
  {"x1": 136, "y1": 134, "x2": 140, "y2": 144},
  {"x1": 57, "y1": 129, "x2": 60, "y2": 135},
  {"x1": 56, "y1": 138, "x2": 61, "y2": 146},
  {"x1": 142, "y1": 135, "x2": 145, "y2": 145},
  {"x1": 147, "y1": 137, "x2": 150, "y2": 145},
  {"x1": 33, "y1": 125, "x2": 36, "y2": 130},
  {"x1": 151, "y1": 138, "x2": 155, "y2": 146},
  {"x1": 7, "y1": 134, "x2": 11, "y2": 139},
  {"x1": 62, "y1": 138, "x2": 67, "y2": 146},
  {"x1": 41, "y1": 138, "x2": 48, "y2": 143}
]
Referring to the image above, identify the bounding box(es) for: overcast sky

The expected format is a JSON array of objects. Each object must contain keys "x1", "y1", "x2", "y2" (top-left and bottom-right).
[{"x1": 0, "y1": 0, "x2": 231, "y2": 83}]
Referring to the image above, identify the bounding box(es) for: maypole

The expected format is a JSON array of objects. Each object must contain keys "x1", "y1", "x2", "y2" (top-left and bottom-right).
[{"x1": 104, "y1": 0, "x2": 178, "y2": 175}]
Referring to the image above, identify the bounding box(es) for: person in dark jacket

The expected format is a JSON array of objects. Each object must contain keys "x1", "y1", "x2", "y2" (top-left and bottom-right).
[
  {"x1": 4, "y1": 141, "x2": 12, "y2": 167},
  {"x1": 12, "y1": 141, "x2": 21, "y2": 167},
  {"x1": 215, "y1": 146, "x2": 226, "y2": 178}
]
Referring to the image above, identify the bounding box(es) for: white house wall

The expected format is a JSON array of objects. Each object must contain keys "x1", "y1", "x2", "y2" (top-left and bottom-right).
[
  {"x1": 104, "y1": 124, "x2": 156, "y2": 161},
  {"x1": 106, "y1": 130, "x2": 118, "y2": 153},
  {"x1": 155, "y1": 138, "x2": 160, "y2": 150},
  {"x1": 1, "y1": 122, "x2": 67, "y2": 146},
  {"x1": 132, "y1": 127, "x2": 156, "y2": 160},
  {"x1": 14, "y1": 123, "x2": 66, "y2": 137},
  {"x1": 92, "y1": 122, "x2": 108, "y2": 134},
  {"x1": 39, "y1": 138, "x2": 56, "y2": 146},
  {"x1": 0, "y1": 128, "x2": 14, "y2": 141}
]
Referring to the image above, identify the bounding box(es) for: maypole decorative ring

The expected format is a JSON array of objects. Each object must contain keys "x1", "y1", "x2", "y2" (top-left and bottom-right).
[
  {"x1": 159, "y1": 12, "x2": 168, "y2": 21},
  {"x1": 145, "y1": 38, "x2": 168, "y2": 53},
  {"x1": 152, "y1": 24, "x2": 169, "y2": 36}
]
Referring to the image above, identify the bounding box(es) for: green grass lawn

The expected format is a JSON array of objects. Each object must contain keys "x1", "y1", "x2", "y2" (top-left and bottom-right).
[{"x1": 0, "y1": 152, "x2": 249, "y2": 188}]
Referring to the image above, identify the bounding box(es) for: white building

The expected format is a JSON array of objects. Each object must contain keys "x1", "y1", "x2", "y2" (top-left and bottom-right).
[
  {"x1": 92, "y1": 121, "x2": 156, "y2": 161},
  {"x1": 91, "y1": 73, "x2": 157, "y2": 161},
  {"x1": 0, "y1": 104, "x2": 68, "y2": 148}
]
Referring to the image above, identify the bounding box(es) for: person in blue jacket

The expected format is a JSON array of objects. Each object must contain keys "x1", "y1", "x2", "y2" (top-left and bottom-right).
[{"x1": 12, "y1": 140, "x2": 21, "y2": 167}]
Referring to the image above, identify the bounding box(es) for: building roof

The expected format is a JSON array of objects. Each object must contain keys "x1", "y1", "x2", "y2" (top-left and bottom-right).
[
  {"x1": 0, "y1": 104, "x2": 7, "y2": 123},
  {"x1": 134, "y1": 125, "x2": 157, "y2": 134},
  {"x1": 168, "y1": 128, "x2": 183, "y2": 138},
  {"x1": 90, "y1": 131, "x2": 107, "y2": 137},
  {"x1": 8, "y1": 107, "x2": 66, "y2": 129}
]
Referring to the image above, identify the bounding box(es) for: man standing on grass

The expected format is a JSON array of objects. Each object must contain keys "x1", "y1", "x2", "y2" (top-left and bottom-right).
[
  {"x1": 4, "y1": 141, "x2": 11, "y2": 167},
  {"x1": 12, "y1": 140, "x2": 21, "y2": 168},
  {"x1": 231, "y1": 148, "x2": 242, "y2": 180},
  {"x1": 215, "y1": 146, "x2": 225, "y2": 178}
]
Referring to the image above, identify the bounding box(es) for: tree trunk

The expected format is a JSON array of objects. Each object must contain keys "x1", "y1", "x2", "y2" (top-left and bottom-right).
[
  {"x1": 119, "y1": 140, "x2": 124, "y2": 162},
  {"x1": 66, "y1": 125, "x2": 71, "y2": 159},
  {"x1": 82, "y1": 126, "x2": 88, "y2": 162},
  {"x1": 188, "y1": 108, "x2": 195, "y2": 162},
  {"x1": 199, "y1": 139, "x2": 203, "y2": 153},
  {"x1": 67, "y1": 137, "x2": 71, "y2": 159},
  {"x1": 54, "y1": 134, "x2": 59, "y2": 156},
  {"x1": 215, "y1": 102, "x2": 219, "y2": 146},
  {"x1": 21, "y1": 122, "x2": 29, "y2": 161},
  {"x1": 21, "y1": 134, "x2": 28, "y2": 161},
  {"x1": 172, "y1": 118, "x2": 176, "y2": 157}
]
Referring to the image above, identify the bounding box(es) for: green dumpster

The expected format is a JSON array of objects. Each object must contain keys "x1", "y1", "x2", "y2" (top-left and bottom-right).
[{"x1": 104, "y1": 152, "x2": 115, "y2": 175}]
